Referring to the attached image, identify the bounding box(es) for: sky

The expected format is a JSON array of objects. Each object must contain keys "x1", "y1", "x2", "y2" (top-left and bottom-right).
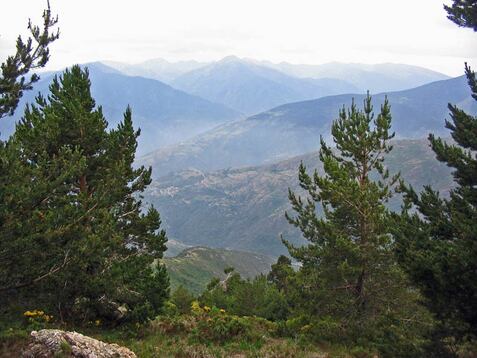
[{"x1": 1, "y1": 0, "x2": 476, "y2": 76}]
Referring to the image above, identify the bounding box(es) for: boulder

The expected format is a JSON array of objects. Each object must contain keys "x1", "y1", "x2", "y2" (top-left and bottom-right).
[{"x1": 22, "y1": 329, "x2": 136, "y2": 358}]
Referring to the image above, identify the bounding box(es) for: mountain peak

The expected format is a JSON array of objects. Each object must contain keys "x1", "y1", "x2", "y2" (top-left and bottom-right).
[
  {"x1": 218, "y1": 55, "x2": 243, "y2": 64},
  {"x1": 82, "y1": 62, "x2": 122, "y2": 74}
]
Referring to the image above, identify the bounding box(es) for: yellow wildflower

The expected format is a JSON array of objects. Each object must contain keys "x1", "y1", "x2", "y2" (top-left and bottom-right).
[
  {"x1": 23, "y1": 310, "x2": 45, "y2": 318},
  {"x1": 191, "y1": 301, "x2": 203, "y2": 314}
]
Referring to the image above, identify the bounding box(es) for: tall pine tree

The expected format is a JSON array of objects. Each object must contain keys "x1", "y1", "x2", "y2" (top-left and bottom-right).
[
  {"x1": 0, "y1": 66, "x2": 168, "y2": 323},
  {"x1": 393, "y1": 1, "x2": 477, "y2": 340},
  {"x1": 0, "y1": 3, "x2": 60, "y2": 320},
  {"x1": 284, "y1": 95, "x2": 431, "y2": 356}
]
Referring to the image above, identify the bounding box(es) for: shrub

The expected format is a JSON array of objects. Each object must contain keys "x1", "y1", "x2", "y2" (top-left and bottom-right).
[
  {"x1": 200, "y1": 274, "x2": 289, "y2": 321},
  {"x1": 192, "y1": 309, "x2": 247, "y2": 344},
  {"x1": 151, "y1": 315, "x2": 188, "y2": 335},
  {"x1": 171, "y1": 286, "x2": 195, "y2": 315}
]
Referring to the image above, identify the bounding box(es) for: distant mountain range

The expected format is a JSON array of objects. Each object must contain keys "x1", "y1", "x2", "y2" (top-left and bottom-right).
[
  {"x1": 145, "y1": 139, "x2": 454, "y2": 257},
  {"x1": 140, "y1": 75, "x2": 476, "y2": 176},
  {"x1": 1, "y1": 57, "x2": 460, "y2": 172},
  {"x1": 163, "y1": 246, "x2": 275, "y2": 294},
  {"x1": 0, "y1": 63, "x2": 241, "y2": 155},
  {"x1": 104, "y1": 58, "x2": 207, "y2": 83},
  {"x1": 106, "y1": 56, "x2": 450, "y2": 97},
  {"x1": 171, "y1": 56, "x2": 359, "y2": 115},
  {"x1": 106, "y1": 57, "x2": 449, "y2": 116},
  {"x1": 256, "y1": 61, "x2": 450, "y2": 93}
]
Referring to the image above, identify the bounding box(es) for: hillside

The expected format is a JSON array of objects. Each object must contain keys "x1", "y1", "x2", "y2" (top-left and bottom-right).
[
  {"x1": 163, "y1": 247, "x2": 275, "y2": 294},
  {"x1": 145, "y1": 139, "x2": 454, "y2": 256},
  {"x1": 140, "y1": 75, "x2": 476, "y2": 175},
  {"x1": 171, "y1": 56, "x2": 359, "y2": 115},
  {"x1": 0, "y1": 63, "x2": 241, "y2": 155}
]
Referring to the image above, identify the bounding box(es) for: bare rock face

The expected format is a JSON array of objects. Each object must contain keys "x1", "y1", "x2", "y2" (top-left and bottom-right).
[{"x1": 22, "y1": 329, "x2": 136, "y2": 358}]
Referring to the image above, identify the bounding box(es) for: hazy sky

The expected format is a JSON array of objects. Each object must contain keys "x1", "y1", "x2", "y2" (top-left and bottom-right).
[{"x1": 1, "y1": 0, "x2": 476, "y2": 76}]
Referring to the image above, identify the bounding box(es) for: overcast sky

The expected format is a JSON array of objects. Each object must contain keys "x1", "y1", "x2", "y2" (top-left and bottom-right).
[{"x1": 1, "y1": 0, "x2": 476, "y2": 76}]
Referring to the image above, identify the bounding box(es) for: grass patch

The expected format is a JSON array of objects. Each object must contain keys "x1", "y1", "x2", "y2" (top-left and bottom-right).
[{"x1": 0, "y1": 312, "x2": 383, "y2": 358}]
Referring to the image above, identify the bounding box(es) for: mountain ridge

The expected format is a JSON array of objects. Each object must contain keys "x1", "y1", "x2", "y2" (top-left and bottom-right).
[
  {"x1": 163, "y1": 246, "x2": 275, "y2": 294},
  {"x1": 140, "y1": 75, "x2": 475, "y2": 176},
  {"x1": 257, "y1": 60, "x2": 450, "y2": 93},
  {"x1": 103, "y1": 58, "x2": 208, "y2": 83},
  {"x1": 0, "y1": 62, "x2": 242, "y2": 155},
  {"x1": 171, "y1": 56, "x2": 360, "y2": 115}
]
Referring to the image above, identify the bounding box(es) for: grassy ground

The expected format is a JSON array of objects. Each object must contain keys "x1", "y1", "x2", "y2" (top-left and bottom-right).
[
  {"x1": 0, "y1": 317, "x2": 354, "y2": 358},
  {"x1": 111, "y1": 334, "x2": 328, "y2": 358},
  {"x1": 0, "y1": 328, "x2": 349, "y2": 358}
]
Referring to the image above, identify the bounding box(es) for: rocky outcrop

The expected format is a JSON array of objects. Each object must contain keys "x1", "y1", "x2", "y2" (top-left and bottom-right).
[{"x1": 22, "y1": 329, "x2": 136, "y2": 358}]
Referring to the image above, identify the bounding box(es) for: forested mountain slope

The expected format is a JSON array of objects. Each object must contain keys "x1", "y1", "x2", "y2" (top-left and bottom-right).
[{"x1": 145, "y1": 139, "x2": 454, "y2": 256}]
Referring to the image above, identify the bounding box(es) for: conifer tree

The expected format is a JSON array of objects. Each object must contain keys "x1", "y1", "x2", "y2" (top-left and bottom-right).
[
  {"x1": 393, "y1": 3, "x2": 477, "y2": 340},
  {"x1": 0, "y1": 2, "x2": 60, "y2": 306},
  {"x1": 445, "y1": 0, "x2": 477, "y2": 31},
  {"x1": 0, "y1": 3, "x2": 59, "y2": 119},
  {"x1": 267, "y1": 255, "x2": 293, "y2": 292},
  {"x1": 0, "y1": 66, "x2": 168, "y2": 323},
  {"x1": 284, "y1": 95, "x2": 431, "y2": 354}
]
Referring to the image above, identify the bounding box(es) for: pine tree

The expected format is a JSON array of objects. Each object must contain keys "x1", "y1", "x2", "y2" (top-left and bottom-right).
[
  {"x1": 0, "y1": 3, "x2": 59, "y2": 119},
  {"x1": 0, "y1": 5, "x2": 59, "y2": 305},
  {"x1": 267, "y1": 255, "x2": 294, "y2": 292},
  {"x1": 0, "y1": 66, "x2": 168, "y2": 323},
  {"x1": 284, "y1": 94, "x2": 431, "y2": 354},
  {"x1": 393, "y1": 3, "x2": 477, "y2": 340},
  {"x1": 0, "y1": 6, "x2": 59, "y2": 300},
  {"x1": 444, "y1": 0, "x2": 477, "y2": 31}
]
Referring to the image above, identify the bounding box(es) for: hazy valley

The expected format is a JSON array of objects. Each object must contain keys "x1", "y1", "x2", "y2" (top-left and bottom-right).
[
  {"x1": 139, "y1": 74, "x2": 475, "y2": 176},
  {"x1": 145, "y1": 138, "x2": 454, "y2": 256}
]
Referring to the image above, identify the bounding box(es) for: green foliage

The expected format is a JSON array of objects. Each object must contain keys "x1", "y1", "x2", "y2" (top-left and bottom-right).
[
  {"x1": 171, "y1": 286, "x2": 195, "y2": 314},
  {"x1": 56, "y1": 340, "x2": 72, "y2": 358},
  {"x1": 191, "y1": 307, "x2": 249, "y2": 344},
  {"x1": 223, "y1": 266, "x2": 234, "y2": 275},
  {"x1": 0, "y1": 4, "x2": 59, "y2": 119},
  {"x1": 393, "y1": 5, "x2": 477, "y2": 346},
  {"x1": 0, "y1": 66, "x2": 169, "y2": 324},
  {"x1": 395, "y1": 71, "x2": 477, "y2": 339},
  {"x1": 152, "y1": 302, "x2": 275, "y2": 345},
  {"x1": 283, "y1": 94, "x2": 432, "y2": 355},
  {"x1": 91, "y1": 313, "x2": 328, "y2": 358},
  {"x1": 267, "y1": 255, "x2": 294, "y2": 292},
  {"x1": 445, "y1": 0, "x2": 477, "y2": 31},
  {"x1": 200, "y1": 273, "x2": 289, "y2": 322}
]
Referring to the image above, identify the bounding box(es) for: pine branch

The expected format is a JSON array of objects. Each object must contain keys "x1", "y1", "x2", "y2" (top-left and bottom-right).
[{"x1": 0, "y1": 249, "x2": 70, "y2": 292}]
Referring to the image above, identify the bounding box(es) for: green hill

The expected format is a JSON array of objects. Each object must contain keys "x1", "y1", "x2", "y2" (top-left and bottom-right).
[{"x1": 163, "y1": 247, "x2": 275, "y2": 294}]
